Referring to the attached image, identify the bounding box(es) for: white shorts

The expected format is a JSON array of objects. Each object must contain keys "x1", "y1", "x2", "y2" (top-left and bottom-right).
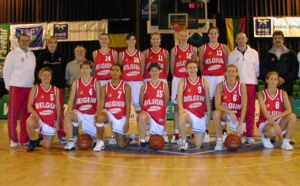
[
  {"x1": 144, "y1": 112, "x2": 164, "y2": 135},
  {"x1": 99, "y1": 79, "x2": 111, "y2": 86},
  {"x1": 171, "y1": 76, "x2": 184, "y2": 104},
  {"x1": 203, "y1": 75, "x2": 225, "y2": 100},
  {"x1": 258, "y1": 118, "x2": 286, "y2": 135},
  {"x1": 186, "y1": 110, "x2": 207, "y2": 133},
  {"x1": 126, "y1": 81, "x2": 143, "y2": 107},
  {"x1": 35, "y1": 118, "x2": 56, "y2": 136},
  {"x1": 103, "y1": 109, "x2": 127, "y2": 135},
  {"x1": 72, "y1": 110, "x2": 97, "y2": 137},
  {"x1": 221, "y1": 113, "x2": 246, "y2": 133},
  {"x1": 143, "y1": 78, "x2": 167, "y2": 84}
]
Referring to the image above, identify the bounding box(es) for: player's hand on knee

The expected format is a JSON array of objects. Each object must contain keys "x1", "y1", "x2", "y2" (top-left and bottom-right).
[
  {"x1": 123, "y1": 121, "x2": 129, "y2": 133},
  {"x1": 179, "y1": 109, "x2": 186, "y2": 114},
  {"x1": 267, "y1": 116, "x2": 276, "y2": 124},
  {"x1": 230, "y1": 112, "x2": 238, "y2": 124}
]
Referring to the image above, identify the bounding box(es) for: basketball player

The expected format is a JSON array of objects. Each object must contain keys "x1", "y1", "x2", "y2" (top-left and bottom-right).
[
  {"x1": 138, "y1": 63, "x2": 170, "y2": 152},
  {"x1": 199, "y1": 26, "x2": 229, "y2": 143},
  {"x1": 143, "y1": 33, "x2": 170, "y2": 143},
  {"x1": 257, "y1": 71, "x2": 296, "y2": 150},
  {"x1": 64, "y1": 60, "x2": 101, "y2": 151},
  {"x1": 177, "y1": 60, "x2": 211, "y2": 151},
  {"x1": 213, "y1": 64, "x2": 247, "y2": 151},
  {"x1": 26, "y1": 68, "x2": 60, "y2": 152},
  {"x1": 170, "y1": 29, "x2": 197, "y2": 143},
  {"x1": 118, "y1": 33, "x2": 145, "y2": 111},
  {"x1": 94, "y1": 64, "x2": 135, "y2": 151},
  {"x1": 93, "y1": 33, "x2": 118, "y2": 145}
]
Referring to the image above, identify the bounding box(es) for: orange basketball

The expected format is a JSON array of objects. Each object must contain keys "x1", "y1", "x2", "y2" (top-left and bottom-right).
[
  {"x1": 148, "y1": 135, "x2": 165, "y2": 150},
  {"x1": 77, "y1": 134, "x2": 93, "y2": 150},
  {"x1": 224, "y1": 134, "x2": 242, "y2": 151}
]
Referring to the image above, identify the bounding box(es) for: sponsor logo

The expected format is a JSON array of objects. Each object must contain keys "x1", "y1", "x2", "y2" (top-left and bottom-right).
[
  {"x1": 208, "y1": 64, "x2": 221, "y2": 71},
  {"x1": 189, "y1": 102, "x2": 202, "y2": 108},
  {"x1": 79, "y1": 104, "x2": 92, "y2": 111},
  {"x1": 54, "y1": 24, "x2": 68, "y2": 39},
  {"x1": 127, "y1": 71, "x2": 140, "y2": 76},
  {"x1": 40, "y1": 110, "x2": 54, "y2": 115},
  {"x1": 255, "y1": 18, "x2": 271, "y2": 36},
  {"x1": 148, "y1": 106, "x2": 161, "y2": 112},
  {"x1": 109, "y1": 108, "x2": 121, "y2": 113},
  {"x1": 97, "y1": 70, "x2": 110, "y2": 75}
]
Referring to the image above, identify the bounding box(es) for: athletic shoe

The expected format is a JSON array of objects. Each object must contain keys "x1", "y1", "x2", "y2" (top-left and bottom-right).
[
  {"x1": 108, "y1": 136, "x2": 117, "y2": 145},
  {"x1": 261, "y1": 135, "x2": 274, "y2": 149},
  {"x1": 171, "y1": 133, "x2": 179, "y2": 143},
  {"x1": 281, "y1": 139, "x2": 294, "y2": 150},
  {"x1": 214, "y1": 139, "x2": 223, "y2": 151},
  {"x1": 27, "y1": 140, "x2": 36, "y2": 152},
  {"x1": 10, "y1": 140, "x2": 19, "y2": 149},
  {"x1": 179, "y1": 142, "x2": 188, "y2": 152},
  {"x1": 222, "y1": 132, "x2": 228, "y2": 143},
  {"x1": 176, "y1": 138, "x2": 183, "y2": 146},
  {"x1": 138, "y1": 142, "x2": 148, "y2": 152},
  {"x1": 64, "y1": 140, "x2": 76, "y2": 151},
  {"x1": 163, "y1": 133, "x2": 169, "y2": 143},
  {"x1": 203, "y1": 132, "x2": 210, "y2": 143},
  {"x1": 20, "y1": 142, "x2": 29, "y2": 146},
  {"x1": 246, "y1": 137, "x2": 256, "y2": 144},
  {"x1": 91, "y1": 139, "x2": 97, "y2": 148},
  {"x1": 93, "y1": 140, "x2": 105, "y2": 152},
  {"x1": 129, "y1": 133, "x2": 136, "y2": 141},
  {"x1": 58, "y1": 137, "x2": 68, "y2": 144},
  {"x1": 270, "y1": 136, "x2": 276, "y2": 144},
  {"x1": 290, "y1": 139, "x2": 295, "y2": 145},
  {"x1": 36, "y1": 137, "x2": 43, "y2": 147}
]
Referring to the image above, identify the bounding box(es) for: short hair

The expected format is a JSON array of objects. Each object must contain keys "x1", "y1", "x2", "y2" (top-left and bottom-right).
[
  {"x1": 225, "y1": 64, "x2": 240, "y2": 81},
  {"x1": 208, "y1": 26, "x2": 220, "y2": 34},
  {"x1": 74, "y1": 45, "x2": 87, "y2": 54},
  {"x1": 126, "y1": 33, "x2": 136, "y2": 40},
  {"x1": 46, "y1": 36, "x2": 57, "y2": 44},
  {"x1": 18, "y1": 34, "x2": 30, "y2": 41},
  {"x1": 80, "y1": 60, "x2": 93, "y2": 69},
  {"x1": 38, "y1": 67, "x2": 53, "y2": 77},
  {"x1": 148, "y1": 62, "x2": 161, "y2": 72},
  {"x1": 185, "y1": 60, "x2": 198, "y2": 68},
  {"x1": 266, "y1": 71, "x2": 279, "y2": 80},
  {"x1": 111, "y1": 64, "x2": 123, "y2": 72},
  {"x1": 273, "y1": 30, "x2": 284, "y2": 39}
]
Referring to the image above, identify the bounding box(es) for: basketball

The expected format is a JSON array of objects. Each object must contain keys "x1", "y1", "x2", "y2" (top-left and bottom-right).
[
  {"x1": 77, "y1": 134, "x2": 93, "y2": 150},
  {"x1": 224, "y1": 134, "x2": 242, "y2": 151},
  {"x1": 148, "y1": 135, "x2": 165, "y2": 150}
]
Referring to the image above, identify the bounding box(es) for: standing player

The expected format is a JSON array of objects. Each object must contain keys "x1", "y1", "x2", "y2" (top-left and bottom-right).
[
  {"x1": 177, "y1": 60, "x2": 211, "y2": 151},
  {"x1": 213, "y1": 64, "x2": 247, "y2": 151},
  {"x1": 93, "y1": 33, "x2": 118, "y2": 145},
  {"x1": 64, "y1": 60, "x2": 101, "y2": 151},
  {"x1": 26, "y1": 68, "x2": 60, "y2": 152},
  {"x1": 118, "y1": 33, "x2": 145, "y2": 110},
  {"x1": 257, "y1": 71, "x2": 296, "y2": 150},
  {"x1": 94, "y1": 64, "x2": 135, "y2": 151},
  {"x1": 199, "y1": 26, "x2": 229, "y2": 143},
  {"x1": 138, "y1": 63, "x2": 170, "y2": 152},
  {"x1": 170, "y1": 29, "x2": 197, "y2": 143}
]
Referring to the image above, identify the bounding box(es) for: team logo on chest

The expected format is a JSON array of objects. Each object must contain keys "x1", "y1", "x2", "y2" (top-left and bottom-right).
[
  {"x1": 108, "y1": 93, "x2": 112, "y2": 97},
  {"x1": 178, "y1": 55, "x2": 182, "y2": 59},
  {"x1": 208, "y1": 52, "x2": 212, "y2": 55},
  {"x1": 266, "y1": 103, "x2": 270, "y2": 107},
  {"x1": 223, "y1": 95, "x2": 227, "y2": 100},
  {"x1": 150, "y1": 56, "x2": 153, "y2": 59},
  {"x1": 41, "y1": 95, "x2": 44, "y2": 99},
  {"x1": 188, "y1": 89, "x2": 191, "y2": 92}
]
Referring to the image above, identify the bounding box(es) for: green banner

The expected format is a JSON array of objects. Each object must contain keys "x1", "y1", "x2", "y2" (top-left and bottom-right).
[{"x1": 0, "y1": 23, "x2": 10, "y2": 78}]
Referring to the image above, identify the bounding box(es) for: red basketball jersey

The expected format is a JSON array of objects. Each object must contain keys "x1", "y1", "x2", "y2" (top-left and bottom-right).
[
  {"x1": 105, "y1": 80, "x2": 127, "y2": 119},
  {"x1": 182, "y1": 77, "x2": 207, "y2": 118},
  {"x1": 121, "y1": 50, "x2": 143, "y2": 81},
  {"x1": 94, "y1": 48, "x2": 116, "y2": 80},
  {"x1": 75, "y1": 77, "x2": 98, "y2": 114},
  {"x1": 34, "y1": 84, "x2": 57, "y2": 127},
  {"x1": 257, "y1": 89, "x2": 284, "y2": 127},
  {"x1": 221, "y1": 80, "x2": 242, "y2": 118},
  {"x1": 202, "y1": 43, "x2": 226, "y2": 76},
  {"x1": 142, "y1": 80, "x2": 166, "y2": 126},
  {"x1": 174, "y1": 44, "x2": 194, "y2": 77},
  {"x1": 144, "y1": 48, "x2": 168, "y2": 80}
]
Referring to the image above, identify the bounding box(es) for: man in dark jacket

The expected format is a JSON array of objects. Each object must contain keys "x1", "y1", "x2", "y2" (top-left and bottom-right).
[{"x1": 260, "y1": 30, "x2": 299, "y2": 98}]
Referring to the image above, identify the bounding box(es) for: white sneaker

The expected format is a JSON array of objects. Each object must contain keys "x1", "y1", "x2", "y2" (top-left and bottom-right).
[
  {"x1": 93, "y1": 140, "x2": 105, "y2": 152},
  {"x1": 163, "y1": 133, "x2": 169, "y2": 143},
  {"x1": 203, "y1": 132, "x2": 210, "y2": 143},
  {"x1": 176, "y1": 138, "x2": 183, "y2": 146},
  {"x1": 215, "y1": 139, "x2": 223, "y2": 151},
  {"x1": 261, "y1": 135, "x2": 274, "y2": 149},
  {"x1": 281, "y1": 139, "x2": 294, "y2": 151},
  {"x1": 179, "y1": 142, "x2": 188, "y2": 152},
  {"x1": 108, "y1": 136, "x2": 117, "y2": 145},
  {"x1": 222, "y1": 132, "x2": 228, "y2": 143},
  {"x1": 246, "y1": 137, "x2": 256, "y2": 144},
  {"x1": 10, "y1": 140, "x2": 19, "y2": 149},
  {"x1": 64, "y1": 140, "x2": 76, "y2": 151}
]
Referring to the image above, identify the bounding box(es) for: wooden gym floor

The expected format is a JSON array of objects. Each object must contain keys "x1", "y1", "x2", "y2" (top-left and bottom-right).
[{"x1": 0, "y1": 119, "x2": 300, "y2": 186}]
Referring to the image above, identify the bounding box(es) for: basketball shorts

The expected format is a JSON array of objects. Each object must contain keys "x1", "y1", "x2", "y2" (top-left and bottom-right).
[
  {"x1": 203, "y1": 75, "x2": 224, "y2": 100},
  {"x1": 126, "y1": 81, "x2": 143, "y2": 107},
  {"x1": 257, "y1": 118, "x2": 286, "y2": 135},
  {"x1": 103, "y1": 109, "x2": 127, "y2": 135},
  {"x1": 185, "y1": 110, "x2": 207, "y2": 133},
  {"x1": 35, "y1": 118, "x2": 56, "y2": 136},
  {"x1": 221, "y1": 113, "x2": 246, "y2": 133},
  {"x1": 171, "y1": 76, "x2": 184, "y2": 104},
  {"x1": 72, "y1": 109, "x2": 97, "y2": 137},
  {"x1": 144, "y1": 112, "x2": 164, "y2": 135}
]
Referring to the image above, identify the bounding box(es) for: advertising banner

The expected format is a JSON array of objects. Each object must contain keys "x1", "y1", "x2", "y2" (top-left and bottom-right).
[{"x1": 0, "y1": 24, "x2": 10, "y2": 78}]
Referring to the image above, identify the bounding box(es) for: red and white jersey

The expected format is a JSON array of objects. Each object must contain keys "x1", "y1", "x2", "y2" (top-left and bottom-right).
[
  {"x1": 121, "y1": 50, "x2": 143, "y2": 81},
  {"x1": 105, "y1": 80, "x2": 126, "y2": 119},
  {"x1": 142, "y1": 80, "x2": 166, "y2": 126},
  {"x1": 202, "y1": 43, "x2": 226, "y2": 76},
  {"x1": 34, "y1": 84, "x2": 57, "y2": 127},
  {"x1": 182, "y1": 77, "x2": 207, "y2": 118},
  {"x1": 221, "y1": 80, "x2": 242, "y2": 118},
  {"x1": 257, "y1": 89, "x2": 284, "y2": 126},
  {"x1": 75, "y1": 77, "x2": 98, "y2": 114},
  {"x1": 94, "y1": 48, "x2": 116, "y2": 80},
  {"x1": 174, "y1": 44, "x2": 194, "y2": 78},
  {"x1": 144, "y1": 48, "x2": 168, "y2": 80}
]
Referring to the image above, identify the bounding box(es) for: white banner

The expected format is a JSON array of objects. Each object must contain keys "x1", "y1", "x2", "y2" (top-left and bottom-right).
[
  {"x1": 47, "y1": 20, "x2": 108, "y2": 41},
  {"x1": 10, "y1": 23, "x2": 47, "y2": 50},
  {"x1": 254, "y1": 17, "x2": 300, "y2": 37}
]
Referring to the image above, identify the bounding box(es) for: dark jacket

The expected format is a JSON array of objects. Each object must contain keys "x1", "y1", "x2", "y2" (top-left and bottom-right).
[
  {"x1": 35, "y1": 50, "x2": 68, "y2": 88},
  {"x1": 260, "y1": 46, "x2": 299, "y2": 96}
]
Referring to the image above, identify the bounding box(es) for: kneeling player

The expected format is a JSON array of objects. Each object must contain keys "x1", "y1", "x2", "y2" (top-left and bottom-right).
[
  {"x1": 26, "y1": 68, "x2": 61, "y2": 152},
  {"x1": 213, "y1": 64, "x2": 247, "y2": 151},
  {"x1": 94, "y1": 64, "x2": 135, "y2": 151},
  {"x1": 257, "y1": 71, "x2": 296, "y2": 150},
  {"x1": 138, "y1": 63, "x2": 170, "y2": 152},
  {"x1": 64, "y1": 60, "x2": 101, "y2": 151},
  {"x1": 177, "y1": 60, "x2": 211, "y2": 151}
]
